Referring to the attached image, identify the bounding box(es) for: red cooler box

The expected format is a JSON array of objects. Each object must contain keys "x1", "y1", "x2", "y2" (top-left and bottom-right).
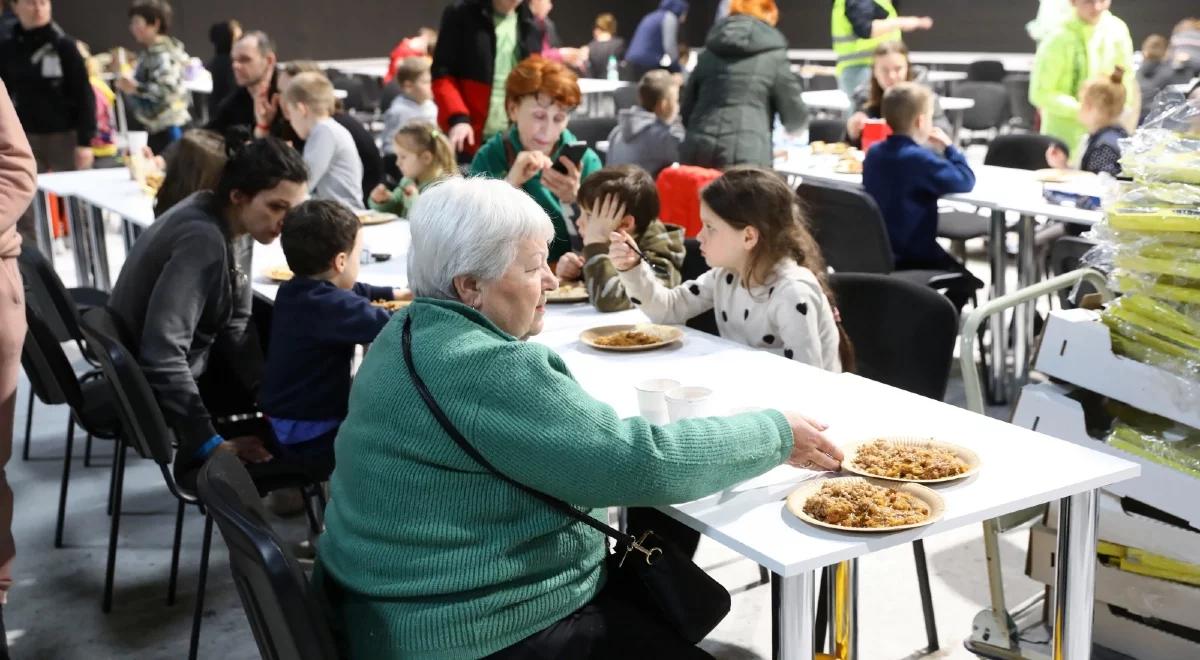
[{"x1": 656, "y1": 165, "x2": 721, "y2": 237}]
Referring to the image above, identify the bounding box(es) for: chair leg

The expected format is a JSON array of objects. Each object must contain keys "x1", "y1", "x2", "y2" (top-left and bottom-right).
[
  {"x1": 21, "y1": 389, "x2": 34, "y2": 461},
  {"x1": 188, "y1": 513, "x2": 214, "y2": 660},
  {"x1": 83, "y1": 432, "x2": 93, "y2": 467},
  {"x1": 167, "y1": 499, "x2": 185, "y2": 605},
  {"x1": 54, "y1": 419, "x2": 76, "y2": 548},
  {"x1": 758, "y1": 564, "x2": 770, "y2": 586},
  {"x1": 301, "y1": 487, "x2": 322, "y2": 536},
  {"x1": 912, "y1": 540, "x2": 940, "y2": 652},
  {"x1": 106, "y1": 438, "x2": 119, "y2": 516},
  {"x1": 102, "y1": 441, "x2": 127, "y2": 613}
]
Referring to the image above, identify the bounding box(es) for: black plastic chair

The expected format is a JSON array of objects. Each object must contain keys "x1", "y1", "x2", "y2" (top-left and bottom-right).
[
  {"x1": 613, "y1": 84, "x2": 638, "y2": 112},
  {"x1": 198, "y1": 452, "x2": 340, "y2": 660},
  {"x1": 19, "y1": 304, "x2": 119, "y2": 550},
  {"x1": 951, "y1": 81, "x2": 1011, "y2": 134},
  {"x1": 967, "y1": 60, "x2": 1007, "y2": 83},
  {"x1": 806, "y1": 74, "x2": 838, "y2": 91},
  {"x1": 807, "y1": 119, "x2": 845, "y2": 144},
  {"x1": 1004, "y1": 74, "x2": 1037, "y2": 130},
  {"x1": 17, "y1": 243, "x2": 108, "y2": 462},
  {"x1": 567, "y1": 116, "x2": 619, "y2": 148},
  {"x1": 984, "y1": 133, "x2": 1062, "y2": 171},
  {"x1": 831, "y1": 272, "x2": 959, "y2": 653}
]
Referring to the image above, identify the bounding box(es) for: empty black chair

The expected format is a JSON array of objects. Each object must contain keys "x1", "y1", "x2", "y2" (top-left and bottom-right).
[
  {"x1": 19, "y1": 304, "x2": 119, "y2": 550},
  {"x1": 806, "y1": 74, "x2": 838, "y2": 91},
  {"x1": 831, "y1": 272, "x2": 959, "y2": 653},
  {"x1": 807, "y1": 119, "x2": 845, "y2": 144},
  {"x1": 1049, "y1": 236, "x2": 1100, "y2": 308},
  {"x1": 198, "y1": 452, "x2": 340, "y2": 660},
  {"x1": 984, "y1": 133, "x2": 1064, "y2": 171},
  {"x1": 952, "y1": 81, "x2": 1010, "y2": 134},
  {"x1": 567, "y1": 116, "x2": 619, "y2": 148},
  {"x1": 967, "y1": 60, "x2": 1006, "y2": 83},
  {"x1": 614, "y1": 84, "x2": 638, "y2": 112},
  {"x1": 681, "y1": 237, "x2": 718, "y2": 336},
  {"x1": 1004, "y1": 74, "x2": 1037, "y2": 130}
]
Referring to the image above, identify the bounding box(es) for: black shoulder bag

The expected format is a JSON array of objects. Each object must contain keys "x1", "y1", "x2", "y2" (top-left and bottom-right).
[{"x1": 400, "y1": 316, "x2": 731, "y2": 644}]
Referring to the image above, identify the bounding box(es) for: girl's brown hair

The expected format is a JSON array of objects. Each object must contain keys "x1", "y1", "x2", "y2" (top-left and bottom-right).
[
  {"x1": 154, "y1": 129, "x2": 226, "y2": 216},
  {"x1": 394, "y1": 121, "x2": 456, "y2": 181},
  {"x1": 700, "y1": 166, "x2": 856, "y2": 371},
  {"x1": 1080, "y1": 67, "x2": 1127, "y2": 122},
  {"x1": 867, "y1": 41, "x2": 913, "y2": 114}
]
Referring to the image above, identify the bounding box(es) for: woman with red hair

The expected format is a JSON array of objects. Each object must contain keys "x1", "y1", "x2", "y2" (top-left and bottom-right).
[{"x1": 470, "y1": 55, "x2": 602, "y2": 262}]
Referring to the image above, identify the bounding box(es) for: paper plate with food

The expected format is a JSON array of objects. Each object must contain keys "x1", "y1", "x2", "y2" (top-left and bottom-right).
[
  {"x1": 262, "y1": 265, "x2": 294, "y2": 282},
  {"x1": 841, "y1": 437, "x2": 979, "y2": 483},
  {"x1": 356, "y1": 209, "x2": 399, "y2": 226},
  {"x1": 546, "y1": 280, "x2": 589, "y2": 303},
  {"x1": 371, "y1": 299, "x2": 412, "y2": 312},
  {"x1": 786, "y1": 476, "x2": 944, "y2": 533},
  {"x1": 579, "y1": 324, "x2": 683, "y2": 352},
  {"x1": 1033, "y1": 168, "x2": 1095, "y2": 184},
  {"x1": 810, "y1": 141, "x2": 851, "y2": 156}
]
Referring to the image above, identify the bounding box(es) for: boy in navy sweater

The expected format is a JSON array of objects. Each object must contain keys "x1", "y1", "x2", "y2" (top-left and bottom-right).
[
  {"x1": 259, "y1": 200, "x2": 407, "y2": 478},
  {"x1": 863, "y1": 82, "x2": 976, "y2": 274}
]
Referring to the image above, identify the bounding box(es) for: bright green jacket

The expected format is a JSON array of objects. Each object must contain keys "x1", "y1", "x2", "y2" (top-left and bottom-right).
[
  {"x1": 314, "y1": 299, "x2": 794, "y2": 658},
  {"x1": 831, "y1": 0, "x2": 899, "y2": 74},
  {"x1": 469, "y1": 126, "x2": 602, "y2": 262},
  {"x1": 1029, "y1": 12, "x2": 1135, "y2": 154}
]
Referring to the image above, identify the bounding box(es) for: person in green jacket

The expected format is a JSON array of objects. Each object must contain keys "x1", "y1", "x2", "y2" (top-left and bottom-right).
[
  {"x1": 680, "y1": 3, "x2": 807, "y2": 168},
  {"x1": 368, "y1": 121, "x2": 457, "y2": 217},
  {"x1": 313, "y1": 176, "x2": 842, "y2": 659},
  {"x1": 118, "y1": 1, "x2": 191, "y2": 154},
  {"x1": 470, "y1": 55, "x2": 601, "y2": 263},
  {"x1": 1030, "y1": 0, "x2": 1137, "y2": 157}
]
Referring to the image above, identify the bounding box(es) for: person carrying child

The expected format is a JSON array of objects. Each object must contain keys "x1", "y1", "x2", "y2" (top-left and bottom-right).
[
  {"x1": 369, "y1": 122, "x2": 455, "y2": 217},
  {"x1": 282, "y1": 71, "x2": 365, "y2": 210},
  {"x1": 1045, "y1": 67, "x2": 1128, "y2": 177},
  {"x1": 555, "y1": 165, "x2": 684, "y2": 312},
  {"x1": 259, "y1": 199, "x2": 409, "y2": 477}
]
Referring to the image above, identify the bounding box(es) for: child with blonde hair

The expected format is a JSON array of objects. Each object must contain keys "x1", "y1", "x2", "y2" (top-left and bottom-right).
[
  {"x1": 369, "y1": 121, "x2": 456, "y2": 217},
  {"x1": 1046, "y1": 67, "x2": 1129, "y2": 176},
  {"x1": 283, "y1": 71, "x2": 365, "y2": 209}
]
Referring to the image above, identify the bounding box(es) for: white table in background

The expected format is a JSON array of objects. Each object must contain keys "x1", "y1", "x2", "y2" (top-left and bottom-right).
[
  {"x1": 532, "y1": 303, "x2": 1136, "y2": 659},
  {"x1": 787, "y1": 49, "x2": 1035, "y2": 73},
  {"x1": 801, "y1": 89, "x2": 976, "y2": 139},
  {"x1": 773, "y1": 152, "x2": 1103, "y2": 402},
  {"x1": 318, "y1": 58, "x2": 389, "y2": 79}
]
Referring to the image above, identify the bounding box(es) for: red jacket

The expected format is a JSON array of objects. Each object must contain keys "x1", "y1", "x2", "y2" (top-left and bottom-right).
[
  {"x1": 430, "y1": 0, "x2": 540, "y2": 156},
  {"x1": 384, "y1": 38, "x2": 430, "y2": 84}
]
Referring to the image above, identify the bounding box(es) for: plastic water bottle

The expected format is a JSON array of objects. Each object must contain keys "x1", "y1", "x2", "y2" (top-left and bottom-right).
[{"x1": 606, "y1": 55, "x2": 619, "y2": 82}]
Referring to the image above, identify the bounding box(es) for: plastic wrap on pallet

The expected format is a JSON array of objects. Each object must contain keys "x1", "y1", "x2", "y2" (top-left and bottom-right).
[
  {"x1": 1100, "y1": 294, "x2": 1200, "y2": 380},
  {"x1": 1106, "y1": 420, "x2": 1200, "y2": 480},
  {"x1": 1119, "y1": 98, "x2": 1200, "y2": 185}
]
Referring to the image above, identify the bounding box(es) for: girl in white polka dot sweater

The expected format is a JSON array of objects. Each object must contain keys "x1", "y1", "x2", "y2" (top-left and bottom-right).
[{"x1": 611, "y1": 166, "x2": 852, "y2": 372}]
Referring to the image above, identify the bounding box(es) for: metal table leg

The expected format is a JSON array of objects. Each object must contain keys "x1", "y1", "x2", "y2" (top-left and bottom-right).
[
  {"x1": 829, "y1": 560, "x2": 858, "y2": 659},
  {"x1": 951, "y1": 109, "x2": 964, "y2": 145},
  {"x1": 1053, "y1": 489, "x2": 1099, "y2": 660},
  {"x1": 779, "y1": 570, "x2": 816, "y2": 660},
  {"x1": 1011, "y1": 214, "x2": 1038, "y2": 393},
  {"x1": 87, "y1": 203, "x2": 112, "y2": 290},
  {"x1": 65, "y1": 197, "x2": 95, "y2": 289},
  {"x1": 986, "y1": 209, "x2": 1009, "y2": 403}
]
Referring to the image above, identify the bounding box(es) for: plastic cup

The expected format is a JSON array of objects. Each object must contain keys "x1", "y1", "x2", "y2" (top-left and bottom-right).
[
  {"x1": 635, "y1": 379, "x2": 681, "y2": 425},
  {"x1": 125, "y1": 130, "x2": 148, "y2": 155},
  {"x1": 666, "y1": 386, "x2": 714, "y2": 422}
]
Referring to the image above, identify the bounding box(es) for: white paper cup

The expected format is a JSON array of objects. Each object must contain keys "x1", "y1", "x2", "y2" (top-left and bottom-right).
[
  {"x1": 666, "y1": 386, "x2": 714, "y2": 422},
  {"x1": 635, "y1": 378, "x2": 681, "y2": 425}
]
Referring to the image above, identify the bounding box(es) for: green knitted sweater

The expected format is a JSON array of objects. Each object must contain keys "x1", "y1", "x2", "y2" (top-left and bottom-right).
[{"x1": 315, "y1": 299, "x2": 794, "y2": 658}]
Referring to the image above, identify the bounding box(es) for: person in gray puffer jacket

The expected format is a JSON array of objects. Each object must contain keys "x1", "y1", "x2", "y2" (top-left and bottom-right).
[
  {"x1": 680, "y1": 6, "x2": 806, "y2": 169},
  {"x1": 605, "y1": 69, "x2": 684, "y2": 178}
]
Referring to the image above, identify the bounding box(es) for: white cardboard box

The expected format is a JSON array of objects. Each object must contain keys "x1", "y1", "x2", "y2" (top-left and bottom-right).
[
  {"x1": 1027, "y1": 523, "x2": 1200, "y2": 631},
  {"x1": 1013, "y1": 383, "x2": 1200, "y2": 528},
  {"x1": 1034, "y1": 309, "x2": 1200, "y2": 430},
  {"x1": 1043, "y1": 490, "x2": 1200, "y2": 567}
]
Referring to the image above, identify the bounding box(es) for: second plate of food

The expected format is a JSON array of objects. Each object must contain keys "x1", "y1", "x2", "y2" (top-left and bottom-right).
[
  {"x1": 579, "y1": 324, "x2": 683, "y2": 352},
  {"x1": 546, "y1": 281, "x2": 589, "y2": 303},
  {"x1": 356, "y1": 210, "x2": 399, "y2": 226},
  {"x1": 841, "y1": 436, "x2": 980, "y2": 483},
  {"x1": 786, "y1": 476, "x2": 944, "y2": 533}
]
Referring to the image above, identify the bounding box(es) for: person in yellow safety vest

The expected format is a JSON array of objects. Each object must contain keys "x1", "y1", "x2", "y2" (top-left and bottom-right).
[
  {"x1": 1029, "y1": 0, "x2": 1137, "y2": 159},
  {"x1": 831, "y1": 0, "x2": 932, "y2": 95}
]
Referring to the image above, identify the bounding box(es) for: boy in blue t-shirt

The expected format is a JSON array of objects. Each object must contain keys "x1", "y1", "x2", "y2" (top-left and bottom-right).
[{"x1": 259, "y1": 200, "x2": 408, "y2": 478}]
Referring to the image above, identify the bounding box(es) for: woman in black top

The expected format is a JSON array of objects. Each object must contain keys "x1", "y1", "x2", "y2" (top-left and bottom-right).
[{"x1": 585, "y1": 12, "x2": 626, "y2": 78}]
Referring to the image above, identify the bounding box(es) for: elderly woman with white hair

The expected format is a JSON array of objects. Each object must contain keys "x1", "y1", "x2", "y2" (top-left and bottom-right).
[{"x1": 314, "y1": 177, "x2": 842, "y2": 659}]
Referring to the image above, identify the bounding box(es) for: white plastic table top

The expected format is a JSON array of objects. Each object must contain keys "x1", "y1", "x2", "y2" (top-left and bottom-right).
[
  {"x1": 787, "y1": 49, "x2": 1035, "y2": 72},
  {"x1": 531, "y1": 304, "x2": 1138, "y2": 576},
  {"x1": 37, "y1": 168, "x2": 155, "y2": 226},
  {"x1": 577, "y1": 78, "x2": 633, "y2": 94},
  {"x1": 802, "y1": 89, "x2": 975, "y2": 112},
  {"x1": 773, "y1": 152, "x2": 1104, "y2": 226},
  {"x1": 318, "y1": 58, "x2": 389, "y2": 79}
]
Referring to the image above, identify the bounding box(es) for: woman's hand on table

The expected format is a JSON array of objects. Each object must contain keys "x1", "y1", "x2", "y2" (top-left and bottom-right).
[
  {"x1": 541, "y1": 156, "x2": 582, "y2": 205},
  {"x1": 506, "y1": 150, "x2": 552, "y2": 188},
  {"x1": 782, "y1": 413, "x2": 842, "y2": 471},
  {"x1": 846, "y1": 112, "x2": 868, "y2": 140},
  {"x1": 1045, "y1": 144, "x2": 1069, "y2": 170},
  {"x1": 555, "y1": 252, "x2": 584, "y2": 281},
  {"x1": 607, "y1": 231, "x2": 640, "y2": 271}
]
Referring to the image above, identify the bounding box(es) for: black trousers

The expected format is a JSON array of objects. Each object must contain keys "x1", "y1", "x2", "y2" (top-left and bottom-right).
[{"x1": 488, "y1": 573, "x2": 712, "y2": 659}]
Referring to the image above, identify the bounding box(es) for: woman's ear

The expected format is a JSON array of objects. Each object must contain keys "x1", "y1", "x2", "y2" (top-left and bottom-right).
[
  {"x1": 743, "y1": 225, "x2": 760, "y2": 251},
  {"x1": 453, "y1": 274, "x2": 484, "y2": 309}
]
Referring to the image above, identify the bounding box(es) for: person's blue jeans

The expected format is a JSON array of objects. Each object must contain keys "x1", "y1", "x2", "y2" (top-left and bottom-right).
[{"x1": 838, "y1": 65, "x2": 873, "y2": 98}]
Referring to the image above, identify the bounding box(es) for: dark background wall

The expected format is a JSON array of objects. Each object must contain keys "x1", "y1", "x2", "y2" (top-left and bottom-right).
[{"x1": 51, "y1": 1, "x2": 1188, "y2": 64}]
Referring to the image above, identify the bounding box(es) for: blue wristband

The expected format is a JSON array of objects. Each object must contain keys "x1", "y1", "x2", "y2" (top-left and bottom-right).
[{"x1": 195, "y1": 434, "x2": 224, "y2": 459}]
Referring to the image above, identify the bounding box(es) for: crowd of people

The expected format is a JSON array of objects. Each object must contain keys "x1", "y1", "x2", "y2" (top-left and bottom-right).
[{"x1": 0, "y1": 0, "x2": 1198, "y2": 657}]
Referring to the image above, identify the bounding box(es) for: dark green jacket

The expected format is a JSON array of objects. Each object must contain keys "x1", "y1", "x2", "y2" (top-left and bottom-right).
[{"x1": 680, "y1": 15, "x2": 807, "y2": 168}]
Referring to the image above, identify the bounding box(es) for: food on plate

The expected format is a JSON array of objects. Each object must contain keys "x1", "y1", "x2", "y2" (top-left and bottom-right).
[
  {"x1": 356, "y1": 209, "x2": 397, "y2": 225},
  {"x1": 371, "y1": 299, "x2": 411, "y2": 311},
  {"x1": 802, "y1": 480, "x2": 931, "y2": 528},
  {"x1": 547, "y1": 280, "x2": 587, "y2": 300},
  {"x1": 851, "y1": 439, "x2": 969, "y2": 480},
  {"x1": 810, "y1": 140, "x2": 850, "y2": 156},
  {"x1": 264, "y1": 265, "x2": 294, "y2": 282},
  {"x1": 834, "y1": 157, "x2": 863, "y2": 174},
  {"x1": 593, "y1": 329, "x2": 663, "y2": 347}
]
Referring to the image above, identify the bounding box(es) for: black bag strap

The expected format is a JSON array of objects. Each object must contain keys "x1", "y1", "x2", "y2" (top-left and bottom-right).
[{"x1": 401, "y1": 315, "x2": 639, "y2": 549}]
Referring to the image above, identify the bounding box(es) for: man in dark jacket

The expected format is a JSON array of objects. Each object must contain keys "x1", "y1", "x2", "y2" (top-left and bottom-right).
[
  {"x1": 626, "y1": 0, "x2": 689, "y2": 81},
  {"x1": 206, "y1": 30, "x2": 288, "y2": 139},
  {"x1": 0, "y1": 0, "x2": 95, "y2": 244},
  {"x1": 431, "y1": 0, "x2": 539, "y2": 159},
  {"x1": 206, "y1": 20, "x2": 240, "y2": 119}
]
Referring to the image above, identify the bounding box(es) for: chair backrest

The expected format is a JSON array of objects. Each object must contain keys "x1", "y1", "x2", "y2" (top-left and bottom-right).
[
  {"x1": 614, "y1": 84, "x2": 638, "y2": 111},
  {"x1": 806, "y1": 74, "x2": 838, "y2": 92},
  {"x1": 1049, "y1": 236, "x2": 1100, "y2": 308},
  {"x1": 951, "y1": 81, "x2": 1010, "y2": 131},
  {"x1": 20, "y1": 304, "x2": 82, "y2": 409},
  {"x1": 681, "y1": 238, "x2": 719, "y2": 336},
  {"x1": 983, "y1": 133, "x2": 1061, "y2": 170},
  {"x1": 197, "y1": 451, "x2": 340, "y2": 660},
  {"x1": 1004, "y1": 74, "x2": 1037, "y2": 129},
  {"x1": 967, "y1": 60, "x2": 1007, "y2": 83},
  {"x1": 655, "y1": 165, "x2": 721, "y2": 238},
  {"x1": 831, "y1": 272, "x2": 958, "y2": 400},
  {"x1": 796, "y1": 182, "x2": 894, "y2": 274},
  {"x1": 567, "y1": 116, "x2": 619, "y2": 148},
  {"x1": 807, "y1": 119, "x2": 845, "y2": 144},
  {"x1": 18, "y1": 243, "x2": 81, "y2": 344},
  {"x1": 79, "y1": 307, "x2": 175, "y2": 466}
]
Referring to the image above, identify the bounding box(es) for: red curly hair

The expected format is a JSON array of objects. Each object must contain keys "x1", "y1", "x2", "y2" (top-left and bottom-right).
[
  {"x1": 504, "y1": 55, "x2": 581, "y2": 110},
  {"x1": 730, "y1": 0, "x2": 779, "y2": 26}
]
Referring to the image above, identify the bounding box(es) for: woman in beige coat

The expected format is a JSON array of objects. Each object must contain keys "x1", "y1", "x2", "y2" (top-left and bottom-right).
[{"x1": 0, "y1": 78, "x2": 38, "y2": 642}]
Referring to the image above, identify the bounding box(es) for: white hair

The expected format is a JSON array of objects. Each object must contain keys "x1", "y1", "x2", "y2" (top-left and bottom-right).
[{"x1": 407, "y1": 177, "x2": 556, "y2": 300}]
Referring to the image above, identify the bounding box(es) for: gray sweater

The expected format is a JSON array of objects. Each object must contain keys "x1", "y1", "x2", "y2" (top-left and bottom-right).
[
  {"x1": 605, "y1": 106, "x2": 684, "y2": 177},
  {"x1": 108, "y1": 192, "x2": 261, "y2": 472},
  {"x1": 305, "y1": 117, "x2": 365, "y2": 210}
]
